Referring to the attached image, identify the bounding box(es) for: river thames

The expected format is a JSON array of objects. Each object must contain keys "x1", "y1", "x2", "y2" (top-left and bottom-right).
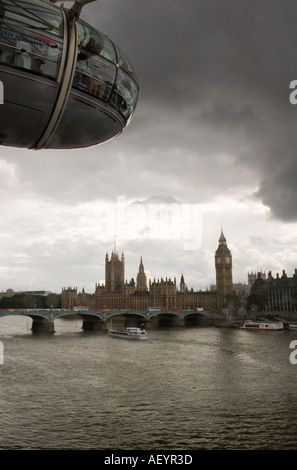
[{"x1": 0, "y1": 315, "x2": 297, "y2": 450}]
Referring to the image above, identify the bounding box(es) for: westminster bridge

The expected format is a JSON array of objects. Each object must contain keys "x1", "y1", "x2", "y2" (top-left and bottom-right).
[{"x1": 0, "y1": 307, "x2": 210, "y2": 332}]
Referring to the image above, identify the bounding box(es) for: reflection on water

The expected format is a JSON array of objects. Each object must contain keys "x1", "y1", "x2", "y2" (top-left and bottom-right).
[{"x1": 0, "y1": 316, "x2": 297, "y2": 449}]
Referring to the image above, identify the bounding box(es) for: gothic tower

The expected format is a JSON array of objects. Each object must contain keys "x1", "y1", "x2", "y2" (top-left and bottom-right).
[
  {"x1": 136, "y1": 256, "x2": 148, "y2": 292},
  {"x1": 180, "y1": 274, "x2": 186, "y2": 292},
  {"x1": 105, "y1": 250, "x2": 125, "y2": 292},
  {"x1": 215, "y1": 229, "x2": 233, "y2": 308}
]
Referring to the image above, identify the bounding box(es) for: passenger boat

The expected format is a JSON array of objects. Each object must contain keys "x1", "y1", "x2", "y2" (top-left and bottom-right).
[
  {"x1": 288, "y1": 323, "x2": 297, "y2": 330},
  {"x1": 108, "y1": 327, "x2": 148, "y2": 340},
  {"x1": 240, "y1": 321, "x2": 284, "y2": 331}
]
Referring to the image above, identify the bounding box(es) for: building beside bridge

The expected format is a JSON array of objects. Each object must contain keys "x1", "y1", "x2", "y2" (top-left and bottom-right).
[
  {"x1": 0, "y1": 289, "x2": 53, "y2": 300},
  {"x1": 251, "y1": 269, "x2": 297, "y2": 313},
  {"x1": 61, "y1": 230, "x2": 233, "y2": 311}
]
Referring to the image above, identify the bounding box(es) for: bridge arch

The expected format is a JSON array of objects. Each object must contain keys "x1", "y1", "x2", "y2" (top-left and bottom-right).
[
  {"x1": 0, "y1": 310, "x2": 49, "y2": 321},
  {"x1": 182, "y1": 309, "x2": 209, "y2": 326},
  {"x1": 106, "y1": 310, "x2": 147, "y2": 320},
  {"x1": 54, "y1": 310, "x2": 104, "y2": 321},
  {"x1": 148, "y1": 310, "x2": 184, "y2": 327},
  {"x1": 182, "y1": 309, "x2": 209, "y2": 318},
  {"x1": 0, "y1": 310, "x2": 52, "y2": 332},
  {"x1": 148, "y1": 311, "x2": 181, "y2": 320}
]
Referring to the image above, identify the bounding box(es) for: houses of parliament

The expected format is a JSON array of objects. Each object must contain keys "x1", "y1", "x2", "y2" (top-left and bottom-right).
[{"x1": 61, "y1": 230, "x2": 233, "y2": 311}]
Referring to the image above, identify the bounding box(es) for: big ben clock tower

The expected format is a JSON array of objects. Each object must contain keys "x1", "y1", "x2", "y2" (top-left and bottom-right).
[{"x1": 215, "y1": 229, "x2": 233, "y2": 308}]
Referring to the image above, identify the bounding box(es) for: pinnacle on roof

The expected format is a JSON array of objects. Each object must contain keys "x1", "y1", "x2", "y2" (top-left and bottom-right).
[{"x1": 219, "y1": 228, "x2": 227, "y2": 244}]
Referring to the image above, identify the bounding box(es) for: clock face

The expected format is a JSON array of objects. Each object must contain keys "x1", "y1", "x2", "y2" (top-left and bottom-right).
[
  {"x1": 225, "y1": 256, "x2": 230, "y2": 263},
  {"x1": 217, "y1": 257, "x2": 221, "y2": 264}
]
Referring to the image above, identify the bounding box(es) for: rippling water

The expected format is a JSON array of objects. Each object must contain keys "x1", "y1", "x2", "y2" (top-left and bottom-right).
[{"x1": 0, "y1": 316, "x2": 297, "y2": 450}]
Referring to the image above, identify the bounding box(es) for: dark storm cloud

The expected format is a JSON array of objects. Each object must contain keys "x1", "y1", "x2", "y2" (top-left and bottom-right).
[{"x1": 82, "y1": 0, "x2": 297, "y2": 221}]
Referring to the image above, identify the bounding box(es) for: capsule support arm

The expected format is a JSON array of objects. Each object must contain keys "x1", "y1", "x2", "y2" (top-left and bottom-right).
[
  {"x1": 49, "y1": 0, "x2": 97, "y2": 23},
  {"x1": 67, "y1": 0, "x2": 96, "y2": 23}
]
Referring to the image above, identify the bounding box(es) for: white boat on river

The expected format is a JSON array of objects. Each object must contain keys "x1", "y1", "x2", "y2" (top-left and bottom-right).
[
  {"x1": 108, "y1": 327, "x2": 148, "y2": 340},
  {"x1": 240, "y1": 320, "x2": 284, "y2": 331}
]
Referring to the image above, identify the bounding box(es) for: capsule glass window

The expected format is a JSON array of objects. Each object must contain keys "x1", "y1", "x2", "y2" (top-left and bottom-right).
[
  {"x1": 115, "y1": 44, "x2": 138, "y2": 84},
  {"x1": 73, "y1": 52, "x2": 116, "y2": 102},
  {"x1": 111, "y1": 68, "x2": 138, "y2": 119},
  {"x1": 0, "y1": 0, "x2": 64, "y2": 79},
  {"x1": 77, "y1": 20, "x2": 116, "y2": 64}
]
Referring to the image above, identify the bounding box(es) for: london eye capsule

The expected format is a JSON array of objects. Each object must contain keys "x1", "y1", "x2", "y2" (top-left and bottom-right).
[{"x1": 0, "y1": 0, "x2": 139, "y2": 149}]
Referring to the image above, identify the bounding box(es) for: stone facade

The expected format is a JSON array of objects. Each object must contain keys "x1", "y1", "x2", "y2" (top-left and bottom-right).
[
  {"x1": 214, "y1": 229, "x2": 233, "y2": 308},
  {"x1": 61, "y1": 230, "x2": 234, "y2": 310},
  {"x1": 251, "y1": 269, "x2": 297, "y2": 313}
]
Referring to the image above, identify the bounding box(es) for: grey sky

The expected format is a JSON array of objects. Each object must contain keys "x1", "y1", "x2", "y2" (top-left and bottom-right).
[
  {"x1": 0, "y1": 0, "x2": 297, "y2": 293},
  {"x1": 82, "y1": 0, "x2": 297, "y2": 219}
]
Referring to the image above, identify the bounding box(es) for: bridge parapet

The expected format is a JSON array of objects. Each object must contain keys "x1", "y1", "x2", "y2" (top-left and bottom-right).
[{"x1": 0, "y1": 308, "x2": 209, "y2": 332}]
